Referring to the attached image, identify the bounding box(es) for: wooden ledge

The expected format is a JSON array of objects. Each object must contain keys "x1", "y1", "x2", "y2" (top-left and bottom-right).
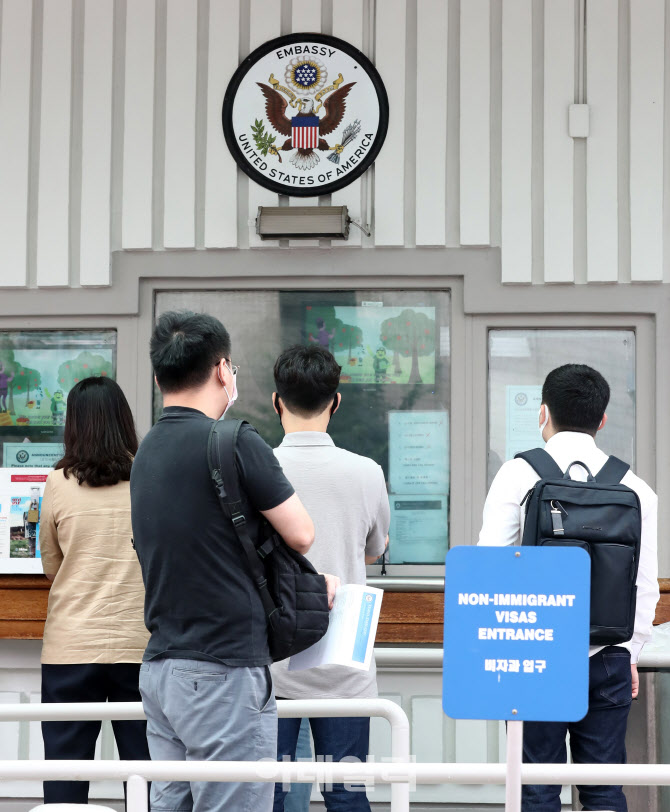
[{"x1": 0, "y1": 576, "x2": 668, "y2": 642}]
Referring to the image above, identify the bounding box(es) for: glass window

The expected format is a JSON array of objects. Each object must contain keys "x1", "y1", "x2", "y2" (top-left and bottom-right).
[
  {"x1": 0, "y1": 330, "x2": 117, "y2": 468},
  {"x1": 155, "y1": 290, "x2": 451, "y2": 565},
  {"x1": 488, "y1": 329, "x2": 636, "y2": 485}
]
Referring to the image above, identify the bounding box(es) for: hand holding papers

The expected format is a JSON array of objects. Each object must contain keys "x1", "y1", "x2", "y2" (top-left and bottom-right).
[{"x1": 289, "y1": 584, "x2": 383, "y2": 672}]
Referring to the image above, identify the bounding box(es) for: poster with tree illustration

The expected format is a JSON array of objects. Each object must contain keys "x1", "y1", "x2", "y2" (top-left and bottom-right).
[
  {"x1": 304, "y1": 305, "x2": 435, "y2": 384},
  {"x1": 0, "y1": 332, "x2": 116, "y2": 430}
]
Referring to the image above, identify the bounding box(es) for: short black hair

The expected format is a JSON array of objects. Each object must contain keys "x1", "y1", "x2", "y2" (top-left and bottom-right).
[
  {"x1": 274, "y1": 345, "x2": 341, "y2": 417},
  {"x1": 150, "y1": 311, "x2": 231, "y2": 393},
  {"x1": 56, "y1": 377, "x2": 138, "y2": 487},
  {"x1": 542, "y1": 364, "x2": 610, "y2": 435}
]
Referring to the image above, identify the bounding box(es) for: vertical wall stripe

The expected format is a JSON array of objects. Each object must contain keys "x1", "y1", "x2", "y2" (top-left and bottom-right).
[
  {"x1": 292, "y1": 0, "x2": 321, "y2": 33},
  {"x1": 543, "y1": 0, "x2": 575, "y2": 282},
  {"x1": 36, "y1": 0, "x2": 72, "y2": 286},
  {"x1": 0, "y1": 0, "x2": 32, "y2": 286},
  {"x1": 374, "y1": 0, "x2": 406, "y2": 246},
  {"x1": 204, "y1": 0, "x2": 239, "y2": 248},
  {"x1": 454, "y1": 719, "x2": 489, "y2": 761},
  {"x1": 630, "y1": 0, "x2": 665, "y2": 281},
  {"x1": 459, "y1": 0, "x2": 490, "y2": 245},
  {"x1": 289, "y1": 0, "x2": 322, "y2": 248},
  {"x1": 415, "y1": 0, "x2": 447, "y2": 246},
  {"x1": 122, "y1": 0, "x2": 155, "y2": 249},
  {"x1": 79, "y1": 0, "x2": 114, "y2": 286},
  {"x1": 163, "y1": 0, "x2": 197, "y2": 248},
  {"x1": 331, "y1": 0, "x2": 364, "y2": 247},
  {"x1": 0, "y1": 693, "x2": 20, "y2": 759},
  {"x1": 501, "y1": 0, "x2": 532, "y2": 282},
  {"x1": 585, "y1": 0, "x2": 618, "y2": 283},
  {"x1": 248, "y1": 0, "x2": 281, "y2": 248},
  {"x1": 411, "y1": 697, "x2": 445, "y2": 763}
]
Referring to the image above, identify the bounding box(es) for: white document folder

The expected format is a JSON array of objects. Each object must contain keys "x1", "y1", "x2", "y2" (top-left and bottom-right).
[{"x1": 288, "y1": 584, "x2": 384, "y2": 672}]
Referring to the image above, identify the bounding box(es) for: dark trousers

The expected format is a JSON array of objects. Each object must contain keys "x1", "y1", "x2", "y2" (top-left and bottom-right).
[
  {"x1": 41, "y1": 663, "x2": 150, "y2": 804},
  {"x1": 274, "y1": 712, "x2": 371, "y2": 812},
  {"x1": 522, "y1": 646, "x2": 633, "y2": 812}
]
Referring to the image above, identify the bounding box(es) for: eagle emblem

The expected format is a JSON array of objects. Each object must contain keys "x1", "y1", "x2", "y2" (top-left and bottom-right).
[
  {"x1": 256, "y1": 56, "x2": 357, "y2": 170},
  {"x1": 222, "y1": 34, "x2": 389, "y2": 196}
]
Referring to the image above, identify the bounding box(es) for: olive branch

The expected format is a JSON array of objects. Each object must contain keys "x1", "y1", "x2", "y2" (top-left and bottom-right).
[{"x1": 251, "y1": 118, "x2": 276, "y2": 156}]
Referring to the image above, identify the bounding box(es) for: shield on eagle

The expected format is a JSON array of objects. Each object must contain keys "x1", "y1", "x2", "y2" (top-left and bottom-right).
[{"x1": 291, "y1": 115, "x2": 319, "y2": 149}]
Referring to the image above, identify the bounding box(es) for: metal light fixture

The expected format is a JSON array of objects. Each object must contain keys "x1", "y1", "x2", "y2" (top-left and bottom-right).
[{"x1": 255, "y1": 205, "x2": 369, "y2": 240}]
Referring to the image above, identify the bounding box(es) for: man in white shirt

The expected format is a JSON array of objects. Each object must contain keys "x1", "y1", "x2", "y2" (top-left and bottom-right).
[
  {"x1": 270, "y1": 344, "x2": 390, "y2": 812},
  {"x1": 479, "y1": 364, "x2": 658, "y2": 812}
]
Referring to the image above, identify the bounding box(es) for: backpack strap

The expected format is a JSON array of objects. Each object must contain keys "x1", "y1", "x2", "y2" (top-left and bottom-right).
[
  {"x1": 207, "y1": 419, "x2": 278, "y2": 621},
  {"x1": 595, "y1": 455, "x2": 630, "y2": 485},
  {"x1": 514, "y1": 448, "x2": 564, "y2": 480}
]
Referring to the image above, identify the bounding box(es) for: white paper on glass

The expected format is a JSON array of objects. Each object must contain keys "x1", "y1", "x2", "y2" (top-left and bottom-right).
[
  {"x1": 390, "y1": 494, "x2": 448, "y2": 564},
  {"x1": 505, "y1": 385, "x2": 543, "y2": 461},
  {"x1": 3, "y1": 442, "x2": 63, "y2": 469},
  {"x1": 388, "y1": 410, "x2": 449, "y2": 494}
]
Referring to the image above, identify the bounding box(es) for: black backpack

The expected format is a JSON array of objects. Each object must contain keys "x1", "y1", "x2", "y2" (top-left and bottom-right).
[
  {"x1": 516, "y1": 448, "x2": 641, "y2": 646},
  {"x1": 207, "y1": 418, "x2": 330, "y2": 662}
]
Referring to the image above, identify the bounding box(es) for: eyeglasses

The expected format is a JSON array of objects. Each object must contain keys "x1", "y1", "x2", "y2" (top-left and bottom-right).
[{"x1": 217, "y1": 360, "x2": 240, "y2": 376}]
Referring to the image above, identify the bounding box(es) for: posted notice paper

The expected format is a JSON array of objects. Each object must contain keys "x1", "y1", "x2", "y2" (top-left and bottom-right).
[{"x1": 289, "y1": 585, "x2": 383, "y2": 672}]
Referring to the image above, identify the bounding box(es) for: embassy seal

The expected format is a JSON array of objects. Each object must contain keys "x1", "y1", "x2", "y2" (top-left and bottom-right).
[{"x1": 222, "y1": 33, "x2": 389, "y2": 196}]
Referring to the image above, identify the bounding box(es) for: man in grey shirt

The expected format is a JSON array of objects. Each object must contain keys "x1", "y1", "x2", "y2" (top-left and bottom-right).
[{"x1": 271, "y1": 344, "x2": 390, "y2": 812}]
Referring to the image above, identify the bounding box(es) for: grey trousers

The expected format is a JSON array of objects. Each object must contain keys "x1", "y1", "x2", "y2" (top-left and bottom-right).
[{"x1": 139, "y1": 658, "x2": 277, "y2": 812}]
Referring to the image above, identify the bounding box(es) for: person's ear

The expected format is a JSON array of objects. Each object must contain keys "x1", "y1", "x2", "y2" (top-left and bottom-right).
[
  {"x1": 272, "y1": 392, "x2": 280, "y2": 415},
  {"x1": 216, "y1": 359, "x2": 227, "y2": 387},
  {"x1": 597, "y1": 413, "x2": 608, "y2": 432},
  {"x1": 331, "y1": 393, "x2": 342, "y2": 416}
]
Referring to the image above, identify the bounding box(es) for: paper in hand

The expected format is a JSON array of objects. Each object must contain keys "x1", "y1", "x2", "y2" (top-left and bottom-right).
[{"x1": 289, "y1": 584, "x2": 383, "y2": 672}]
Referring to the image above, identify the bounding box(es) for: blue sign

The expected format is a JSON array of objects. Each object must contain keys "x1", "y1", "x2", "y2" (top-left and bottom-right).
[{"x1": 443, "y1": 546, "x2": 590, "y2": 722}]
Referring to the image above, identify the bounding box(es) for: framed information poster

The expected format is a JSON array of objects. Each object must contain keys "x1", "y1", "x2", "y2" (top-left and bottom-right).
[
  {"x1": 0, "y1": 330, "x2": 117, "y2": 574},
  {"x1": 0, "y1": 469, "x2": 48, "y2": 574}
]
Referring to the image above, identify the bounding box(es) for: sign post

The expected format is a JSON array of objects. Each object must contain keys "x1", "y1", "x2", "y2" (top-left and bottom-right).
[
  {"x1": 505, "y1": 719, "x2": 523, "y2": 811},
  {"x1": 442, "y1": 546, "x2": 590, "y2": 812}
]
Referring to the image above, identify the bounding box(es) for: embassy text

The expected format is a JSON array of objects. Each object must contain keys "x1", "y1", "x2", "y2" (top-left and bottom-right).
[{"x1": 276, "y1": 45, "x2": 337, "y2": 59}]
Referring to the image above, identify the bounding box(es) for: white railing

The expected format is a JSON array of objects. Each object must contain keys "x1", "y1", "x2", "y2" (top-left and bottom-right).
[
  {"x1": 0, "y1": 699, "x2": 410, "y2": 812},
  {"x1": 2, "y1": 694, "x2": 670, "y2": 812},
  {"x1": 3, "y1": 758, "x2": 670, "y2": 812}
]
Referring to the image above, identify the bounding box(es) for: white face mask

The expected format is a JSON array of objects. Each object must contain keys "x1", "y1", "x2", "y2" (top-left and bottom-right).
[
  {"x1": 224, "y1": 364, "x2": 238, "y2": 414},
  {"x1": 539, "y1": 405, "x2": 550, "y2": 433},
  {"x1": 220, "y1": 362, "x2": 238, "y2": 416}
]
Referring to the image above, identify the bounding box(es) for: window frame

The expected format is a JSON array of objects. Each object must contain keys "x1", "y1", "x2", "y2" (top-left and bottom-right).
[
  {"x1": 469, "y1": 314, "x2": 656, "y2": 554},
  {"x1": 138, "y1": 276, "x2": 466, "y2": 580}
]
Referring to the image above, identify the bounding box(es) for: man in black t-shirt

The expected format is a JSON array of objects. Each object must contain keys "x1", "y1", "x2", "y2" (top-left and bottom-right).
[{"x1": 131, "y1": 311, "x2": 316, "y2": 812}]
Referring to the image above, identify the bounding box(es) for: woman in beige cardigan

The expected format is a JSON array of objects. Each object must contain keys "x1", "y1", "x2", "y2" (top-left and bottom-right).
[{"x1": 39, "y1": 376, "x2": 149, "y2": 804}]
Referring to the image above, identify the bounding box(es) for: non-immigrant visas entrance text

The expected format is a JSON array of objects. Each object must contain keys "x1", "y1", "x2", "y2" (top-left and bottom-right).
[{"x1": 460, "y1": 592, "x2": 576, "y2": 668}]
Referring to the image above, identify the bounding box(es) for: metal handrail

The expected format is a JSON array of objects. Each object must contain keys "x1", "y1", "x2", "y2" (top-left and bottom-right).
[
  {"x1": 0, "y1": 699, "x2": 410, "y2": 812},
  {"x1": 2, "y1": 759, "x2": 670, "y2": 784},
  {"x1": 2, "y1": 700, "x2": 669, "y2": 812}
]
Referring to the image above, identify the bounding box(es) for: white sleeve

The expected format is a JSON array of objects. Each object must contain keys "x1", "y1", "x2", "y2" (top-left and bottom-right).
[
  {"x1": 478, "y1": 461, "x2": 525, "y2": 547},
  {"x1": 365, "y1": 466, "x2": 390, "y2": 558},
  {"x1": 629, "y1": 492, "x2": 659, "y2": 663}
]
